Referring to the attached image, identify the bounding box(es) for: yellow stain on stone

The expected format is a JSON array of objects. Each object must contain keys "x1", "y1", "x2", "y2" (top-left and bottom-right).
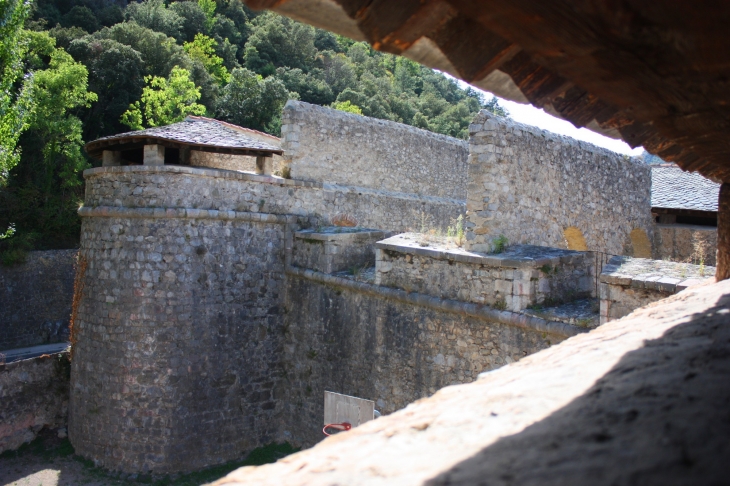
[
  {"x1": 630, "y1": 228, "x2": 652, "y2": 258},
  {"x1": 563, "y1": 227, "x2": 588, "y2": 251}
]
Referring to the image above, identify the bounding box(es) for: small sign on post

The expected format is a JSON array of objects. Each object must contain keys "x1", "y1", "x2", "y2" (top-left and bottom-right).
[{"x1": 324, "y1": 391, "x2": 375, "y2": 431}]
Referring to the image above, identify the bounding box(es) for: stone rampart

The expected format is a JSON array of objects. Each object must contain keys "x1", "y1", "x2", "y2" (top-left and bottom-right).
[
  {"x1": 280, "y1": 267, "x2": 576, "y2": 447},
  {"x1": 82, "y1": 165, "x2": 462, "y2": 234},
  {"x1": 0, "y1": 352, "x2": 70, "y2": 453},
  {"x1": 375, "y1": 234, "x2": 594, "y2": 312},
  {"x1": 280, "y1": 101, "x2": 469, "y2": 201},
  {"x1": 465, "y1": 111, "x2": 653, "y2": 255},
  {"x1": 0, "y1": 250, "x2": 76, "y2": 351}
]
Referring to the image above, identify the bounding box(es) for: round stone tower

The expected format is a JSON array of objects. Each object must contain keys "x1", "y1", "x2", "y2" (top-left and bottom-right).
[{"x1": 68, "y1": 165, "x2": 294, "y2": 474}]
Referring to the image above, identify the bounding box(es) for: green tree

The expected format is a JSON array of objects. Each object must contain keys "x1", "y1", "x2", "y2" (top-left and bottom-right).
[
  {"x1": 68, "y1": 37, "x2": 145, "y2": 140},
  {"x1": 216, "y1": 67, "x2": 290, "y2": 132},
  {"x1": 121, "y1": 66, "x2": 205, "y2": 130},
  {"x1": 170, "y1": 0, "x2": 209, "y2": 41},
  {"x1": 198, "y1": 0, "x2": 216, "y2": 31},
  {"x1": 0, "y1": 31, "x2": 97, "y2": 252},
  {"x1": 0, "y1": 0, "x2": 34, "y2": 184},
  {"x1": 61, "y1": 6, "x2": 100, "y2": 33},
  {"x1": 125, "y1": 0, "x2": 184, "y2": 41},
  {"x1": 331, "y1": 100, "x2": 362, "y2": 115},
  {"x1": 184, "y1": 33, "x2": 230, "y2": 85},
  {"x1": 244, "y1": 12, "x2": 316, "y2": 73}
]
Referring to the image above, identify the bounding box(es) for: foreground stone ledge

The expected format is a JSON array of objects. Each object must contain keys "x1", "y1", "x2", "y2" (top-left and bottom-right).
[{"x1": 212, "y1": 279, "x2": 729, "y2": 486}]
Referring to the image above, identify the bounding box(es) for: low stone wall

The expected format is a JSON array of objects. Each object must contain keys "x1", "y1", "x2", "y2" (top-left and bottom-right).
[
  {"x1": 375, "y1": 234, "x2": 594, "y2": 312},
  {"x1": 0, "y1": 250, "x2": 76, "y2": 351},
  {"x1": 465, "y1": 110, "x2": 653, "y2": 255},
  {"x1": 82, "y1": 165, "x2": 463, "y2": 234},
  {"x1": 280, "y1": 269, "x2": 578, "y2": 447},
  {"x1": 0, "y1": 352, "x2": 70, "y2": 453},
  {"x1": 653, "y1": 223, "x2": 717, "y2": 266},
  {"x1": 599, "y1": 256, "x2": 714, "y2": 324},
  {"x1": 292, "y1": 228, "x2": 386, "y2": 274},
  {"x1": 280, "y1": 101, "x2": 469, "y2": 200},
  {"x1": 190, "y1": 151, "x2": 283, "y2": 175}
]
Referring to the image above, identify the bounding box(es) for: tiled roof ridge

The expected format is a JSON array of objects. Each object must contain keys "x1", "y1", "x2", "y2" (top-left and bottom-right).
[{"x1": 185, "y1": 115, "x2": 281, "y2": 141}]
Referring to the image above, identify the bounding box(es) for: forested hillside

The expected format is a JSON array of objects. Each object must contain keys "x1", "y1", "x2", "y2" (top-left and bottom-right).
[{"x1": 0, "y1": 0, "x2": 507, "y2": 257}]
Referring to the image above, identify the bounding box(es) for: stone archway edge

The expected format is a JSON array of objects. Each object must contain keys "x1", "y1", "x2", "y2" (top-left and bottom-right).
[{"x1": 286, "y1": 266, "x2": 587, "y2": 339}]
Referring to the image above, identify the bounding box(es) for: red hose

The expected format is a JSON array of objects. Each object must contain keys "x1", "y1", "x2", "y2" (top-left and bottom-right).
[{"x1": 323, "y1": 422, "x2": 352, "y2": 436}]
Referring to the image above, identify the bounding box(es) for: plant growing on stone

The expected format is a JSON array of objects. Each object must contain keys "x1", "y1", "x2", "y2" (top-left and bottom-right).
[
  {"x1": 493, "y1": 297, "x2": 507, "y2": 311},
  {"x1": 447, "y1": 214, "x2": 465, "y2": 247},
  {"x1": 491, "y1": 234, "x2": 509, "y2": 254}
]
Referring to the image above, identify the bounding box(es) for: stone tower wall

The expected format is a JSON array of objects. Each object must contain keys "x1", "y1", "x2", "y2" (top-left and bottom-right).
[{"x1": 69, "y1": 202, "x2": 294, "y2": 474}]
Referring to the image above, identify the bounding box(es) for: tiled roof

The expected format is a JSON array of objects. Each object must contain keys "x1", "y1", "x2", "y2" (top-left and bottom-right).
[
  {"x1": 651, "y1": 165, "x2": 719, "y2": 212},
  {"x1": 85, "y1": 117, "x2": 282, "y2": 159}
]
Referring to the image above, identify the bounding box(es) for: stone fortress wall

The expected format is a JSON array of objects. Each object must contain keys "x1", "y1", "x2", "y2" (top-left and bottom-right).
[
  {"x1": 280, "y1": 101, "x2": 470, "y2": 203},
  {"x1": 69, "y1": 104, "x2": 665, "y2": 474},
  {"x1": 465, "y1": 111, "x2": 654, "y2": 255},
  {"x1": 0, "y1": 250, "x2": 77, "y2": 351}
]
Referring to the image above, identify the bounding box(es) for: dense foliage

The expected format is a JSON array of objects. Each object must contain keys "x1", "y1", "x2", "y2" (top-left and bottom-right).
[{"x1": 1, "y1": 0, "x2": 508, "y2": 256}]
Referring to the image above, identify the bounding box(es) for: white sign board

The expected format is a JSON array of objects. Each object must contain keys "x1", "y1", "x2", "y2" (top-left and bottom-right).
[{"x1": 324, "y1": 391, "x2": 375, "y2": 427}]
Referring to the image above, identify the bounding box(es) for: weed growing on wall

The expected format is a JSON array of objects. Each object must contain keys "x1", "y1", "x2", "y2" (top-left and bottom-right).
[
  {"x1": 446, "y1": 214, "x2": 465, "y2": 247},
  {"x1": 491, "y1": 234, "x2": 509, "y2": 254}
]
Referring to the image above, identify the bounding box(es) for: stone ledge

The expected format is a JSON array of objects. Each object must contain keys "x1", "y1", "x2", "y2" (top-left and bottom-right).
[
  {"x1": 78, "y1": 206, "x2": 298, "y2": 224},
  {"x1": 295, "y1": 227, "x2": 386, "y2": 242},
  {"x1": 376, "y1": 234, "x2": 586, "y2": 269},
  {"x1": 83, "y1": 165, "x2": 322, "y2": 188},
  {"x1": 599, "y1": 256, "x2": 714, "y2": 293},
  {"x1": 286, "y1": 266, "x2": 586, "y2": 338}
]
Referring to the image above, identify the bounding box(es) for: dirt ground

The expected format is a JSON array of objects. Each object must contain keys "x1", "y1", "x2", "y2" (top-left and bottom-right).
[{"x1": 0, "y1": 430, "x2": 295, "y2": 486}]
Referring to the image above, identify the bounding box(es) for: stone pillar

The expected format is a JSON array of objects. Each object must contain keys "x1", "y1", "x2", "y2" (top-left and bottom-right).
[
  {"x1": 102, "y1": 150, "x2": 122, "y2": 167},
  {"x1": 143, "y1": 144, "x2": 165, "y2": 166},
  {"x1": 179, "y1": 146, "x2": 191, "y2": 165},
  {"x1": 255, "y1": 155, "x2": 267, "y2": 175},
  {"x1": 717, "y1": 183, "x2": 730, "y2": 280}
]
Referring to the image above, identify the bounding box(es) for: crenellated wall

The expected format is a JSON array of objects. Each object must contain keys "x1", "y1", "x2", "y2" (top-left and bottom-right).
[{"x1": 465, "y1": 111, "x2": 653, "y2": 255}]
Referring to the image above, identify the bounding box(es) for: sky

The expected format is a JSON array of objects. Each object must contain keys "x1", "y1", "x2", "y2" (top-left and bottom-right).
[{"x1": 449, "y1": 76, "x2": 645, "y2": 156}]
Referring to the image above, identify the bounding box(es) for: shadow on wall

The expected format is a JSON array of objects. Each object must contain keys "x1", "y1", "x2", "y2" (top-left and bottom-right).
[{"x1": 425, "y1": 291, "x2": 730, "y2": 485}]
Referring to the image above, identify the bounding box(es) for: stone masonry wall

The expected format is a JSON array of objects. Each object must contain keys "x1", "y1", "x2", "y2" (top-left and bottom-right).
[
  {"x1": 190, "y1": 151, "x2": 283, "y2": 175},
  {"x1": 653, "y1": 224, "x2": 717, "y2": 266},
  {"x1": 599, "y1": 256, "x2": 714, "y2": 324},
  {"x1": 465, "y1": 111, "x2": 653, "y2": 255},
  {"x1": 69, "y1": 210, "x2": 293, "y2": 474},
  {"x1": 83, "y1": 165, "x2": 462, "y2": 234},
  {"x1": 280, "y1": 101, "x2": 469, "y2": 201},
  {"x1": 375, "y1": 234, "x2": 594, "y2": 312},
  {"x1": 0, "y1": 352, "x2": 70, "y2": 453},
  {"x1": 280, "y1": 272, "x2": 569, "y2": 447},
  {"x1": 0, "y1": 250, "x2": 77, "y2": 351}
]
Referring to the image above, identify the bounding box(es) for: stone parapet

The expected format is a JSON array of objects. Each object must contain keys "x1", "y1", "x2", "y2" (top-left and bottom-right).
[
  {"x1": 652, "y1": 223, "x2": 717, "y2": 266},
  {"x1": 292, "y1": 227, "x2": 386, "y2": 274},
  {"x1": 82, "y1": 165, "x2": 462, "y2": 234},
  {"x1": 375, "y1": 234, "x2": 594, "y2": 312},
  {"x1": 599, "y1": 256, "x2": 714, "y2": 323}
]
